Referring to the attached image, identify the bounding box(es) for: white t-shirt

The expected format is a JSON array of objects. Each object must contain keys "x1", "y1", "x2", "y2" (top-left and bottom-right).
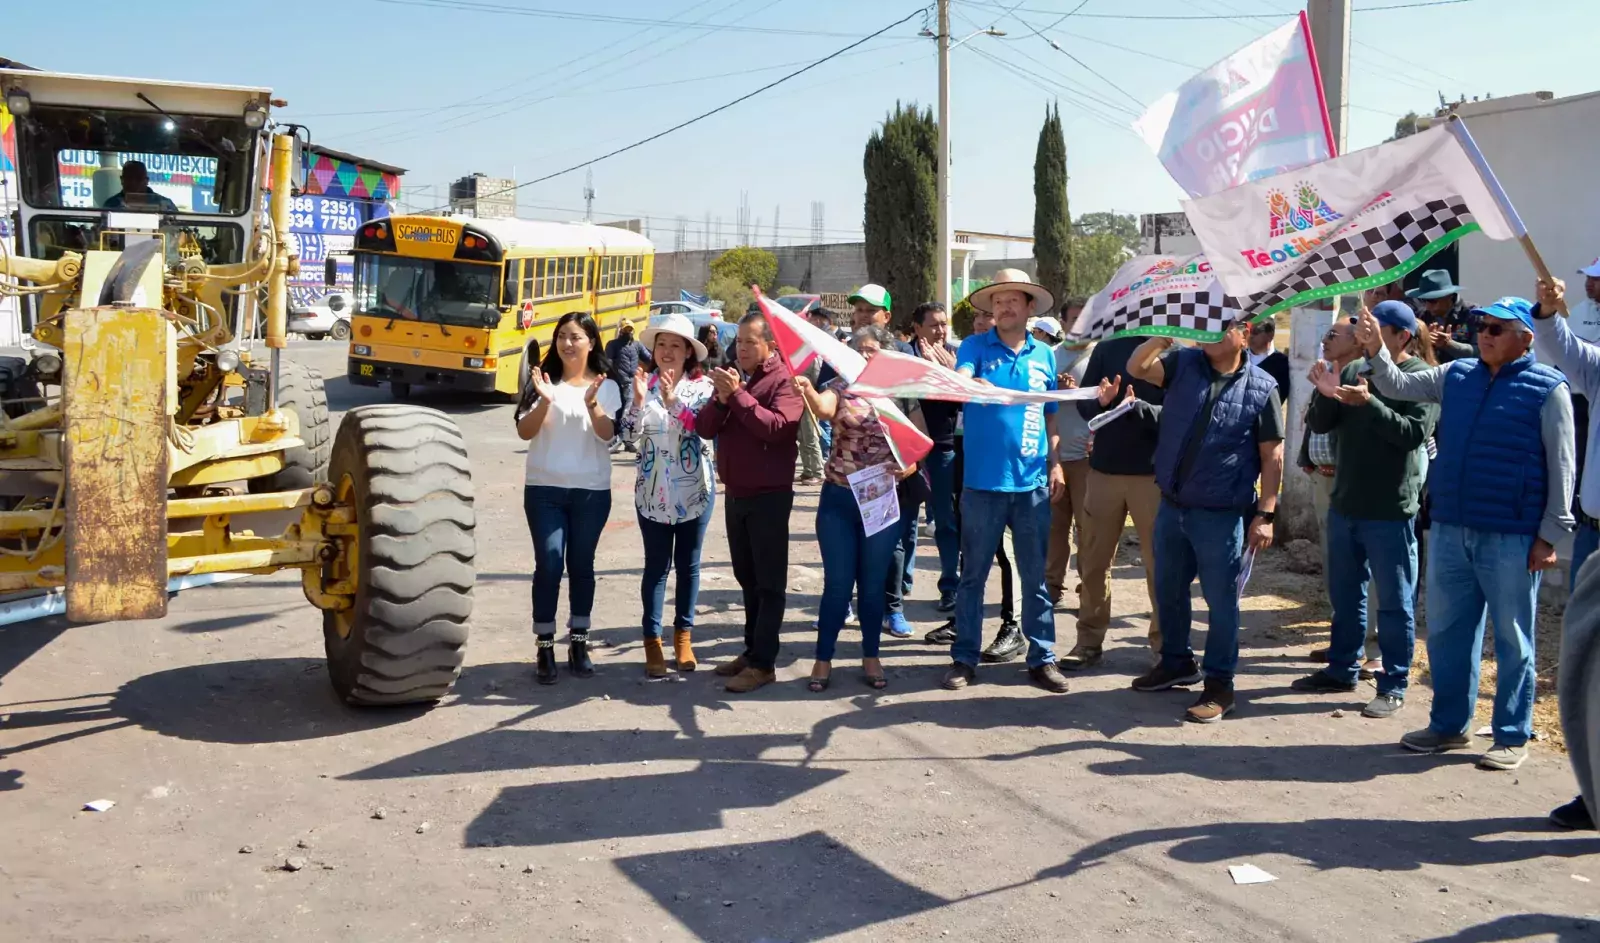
[{"x1": 523, "y1": 378, "x2": 622, "y2": 490}]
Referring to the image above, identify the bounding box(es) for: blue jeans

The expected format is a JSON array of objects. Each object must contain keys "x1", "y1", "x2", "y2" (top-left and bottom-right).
[
  {"x1": 818, "y1": 420, "x2": 833, "y2": 457},
  {"x1": 923, "y1": 447, "x2": 960, "y2": 600},
  {"x1": 524, "y1": 485, "x2": 613, "y2": 637},
  {"x1": 952, "y1": 487, "x2": 1054, "y2": 668},
  {"x1": 1325, "y1": 509, "x2": 1418, "y2": 697},
  {"x1": 815, "y1": 483, "x2": 899, "y2": 661},
  {"x1": 885, "y1": 490, "x2": 925, "y2": 616},
  {"x1": 1425, "y1": 522, "x2": 1540, "y2": 746},
  {"x1": 637, "y1": 499, "x2": 714, "y2": 639},
  {"x1": 1154, "y1": 500, "x2": 1246, "y2": 681},
  {"x1": 1573, "y1": 522, "x2": 1599, "y2": 594}
]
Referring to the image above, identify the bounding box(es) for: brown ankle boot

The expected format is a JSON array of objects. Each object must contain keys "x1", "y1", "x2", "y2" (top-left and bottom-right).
[
  {"x1": 643, "y1": 637, "x2": 668, "y2": 678},
  {"x1": 673, "y1": 629, "x2": 697, "y2": 672},
  {"x1": 713, "y1": 655, "x2": 749, "y2": 677}
]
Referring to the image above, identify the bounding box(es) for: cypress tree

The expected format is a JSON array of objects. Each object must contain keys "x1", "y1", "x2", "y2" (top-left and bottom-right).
[
  {"x1": 1033, "y1": 103, "x2": 1071, "y2": 309},
  {"x1": 863, "y1": 102, "x2": 938, "y2": 328}
]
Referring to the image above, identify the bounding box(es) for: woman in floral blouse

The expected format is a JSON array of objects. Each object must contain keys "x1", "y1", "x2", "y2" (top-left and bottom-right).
[
  {"x1": 620, "y1": 312, "x2": 717, "y2": 678},
  {"x1": 792, "y1": 325, "x2": 926, "y2": 692}
]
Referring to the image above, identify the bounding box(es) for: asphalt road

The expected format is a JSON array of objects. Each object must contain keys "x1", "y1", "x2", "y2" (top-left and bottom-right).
[{"x1": 2, "y1": 338, "x2": 1597, "y2": 942}]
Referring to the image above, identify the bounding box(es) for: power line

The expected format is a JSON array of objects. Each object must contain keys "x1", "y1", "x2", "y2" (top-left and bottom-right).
[
  {"x1": 416, "y1": 7, "x2": 931, "y2": 214},
  {"x1": 965, "y1": 44, "x2": 1136, "y2": 135},
  {"x1": 1002, "y1": 9, "x2": 1146, "y2": 107},
  {"x1": 373, "y1": 0, "x2": 868, "y2": 36}
]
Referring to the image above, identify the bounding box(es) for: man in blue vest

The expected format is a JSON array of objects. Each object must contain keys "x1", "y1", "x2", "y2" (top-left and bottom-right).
[
  {"x1": 1361, "y1": 296, "x2": 1576, "y2": 772},
  {"x1": 940, "y1": 269, "x2": 1071, "y2": 694},
  {"x1": 1123, "y1": 318, "x2": 1285, "y2": 723}
]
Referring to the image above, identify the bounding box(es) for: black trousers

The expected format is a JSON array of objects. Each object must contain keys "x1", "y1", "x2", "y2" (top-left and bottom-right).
[
  {"x1": 726, "y1": 491, "x2": 794, "y2": 670},
  {"x1": 951, "y1": 438, "x2": 1015, "y2": 622}
]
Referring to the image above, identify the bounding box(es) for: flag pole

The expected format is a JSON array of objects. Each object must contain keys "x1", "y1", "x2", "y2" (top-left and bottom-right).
[{"x1": 1446, "y1": 115, "x2": 1567, "y2": 315}]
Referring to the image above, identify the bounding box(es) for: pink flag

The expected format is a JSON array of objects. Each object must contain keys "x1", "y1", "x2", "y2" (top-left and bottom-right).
[
  {"x1": 752, "y1": 290, "x2": 933, "y2": 466},
  {"x1": 854, "y1": 349, "x2": 1098, "y2": 404},
  {"x1": 1134, "y1": 12, "x2": 1336, "y2": 198}
]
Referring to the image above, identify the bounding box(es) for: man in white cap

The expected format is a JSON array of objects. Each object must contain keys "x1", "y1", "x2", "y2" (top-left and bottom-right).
[
  {"x1": 940, "y1": 269, "x2": 1071, "y2": 694},
  {"x1": 1569, "y1": 258, "x2": 1600, "y2": 345}
]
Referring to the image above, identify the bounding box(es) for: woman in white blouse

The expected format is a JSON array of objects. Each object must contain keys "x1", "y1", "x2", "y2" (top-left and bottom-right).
[
  {"x1": 620, "y1": 312, "x2": 718, "y2": 678},
  {"x1": 515, "y1": 312, "x2": 621, "y2": 685}
]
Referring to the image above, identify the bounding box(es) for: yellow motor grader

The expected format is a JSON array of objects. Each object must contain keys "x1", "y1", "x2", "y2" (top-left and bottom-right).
[{"x1": 0, "y1": 69, "x2": 475, "y2": 705}]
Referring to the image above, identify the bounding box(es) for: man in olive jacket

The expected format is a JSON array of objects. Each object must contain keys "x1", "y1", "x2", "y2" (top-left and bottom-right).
[{"x1": 1291, "y1": 301, "x2": 1437, "y2": 721}]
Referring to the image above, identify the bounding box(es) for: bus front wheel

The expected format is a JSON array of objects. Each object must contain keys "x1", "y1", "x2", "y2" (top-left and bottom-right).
[{"x1": 516, "y1": 343, "x2": 541, "y2": 397}]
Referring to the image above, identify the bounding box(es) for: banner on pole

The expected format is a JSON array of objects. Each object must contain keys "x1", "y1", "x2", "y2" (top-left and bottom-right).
[
  {"x1": 1068, "y1": 253, "x2": 1245, "y2": 342},
  {"x1": 852, "y1": 349, "x2": 1099, "y2": 404},
  {"x1": 1184, "y1": 122, "x2": 1517, "y2": 316},
  {"x1": 1135, "y1": 13, "x2": 1335, "y2": 198}
]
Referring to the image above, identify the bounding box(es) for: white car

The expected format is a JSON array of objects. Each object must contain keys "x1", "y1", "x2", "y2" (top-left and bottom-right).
[{"x1": 289, "y1": 291, "x2": 353, "y2": 341}]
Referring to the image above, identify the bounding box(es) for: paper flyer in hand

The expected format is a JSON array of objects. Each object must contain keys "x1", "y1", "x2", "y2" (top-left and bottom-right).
[{"x1": 847, "y1": 464, "x2": 901, "y2": 538}]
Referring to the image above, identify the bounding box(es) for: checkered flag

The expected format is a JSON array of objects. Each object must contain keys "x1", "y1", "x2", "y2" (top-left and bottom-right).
[
  {"x1": 1239, "y1": 197, "x2": 1476, "y2": 317},
  {"x1": 1070, "y1": 255, "x2": 1249, "y2": 342}
]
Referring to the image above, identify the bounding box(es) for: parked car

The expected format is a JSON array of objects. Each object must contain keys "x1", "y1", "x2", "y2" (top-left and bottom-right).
[
  {"x1": 648, "y1": 300, "x2": 737, "y2": 349},
  {"x1": 774, "y1": 293, "x2": 821, "y2": 317},
  {"x1": 289, "y1": 291, "x2": 353, "y2": 341}
]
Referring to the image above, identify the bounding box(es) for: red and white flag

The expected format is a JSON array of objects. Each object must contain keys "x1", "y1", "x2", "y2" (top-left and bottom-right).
[
  {"x1": 854, "y1": 349, "x2": 1099, "y2": 405},
  {"x1": 753, "y1": 290, "x2": 933, "y2": 466}
]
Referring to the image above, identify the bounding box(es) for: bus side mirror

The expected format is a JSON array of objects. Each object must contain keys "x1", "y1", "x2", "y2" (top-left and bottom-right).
[
  {"x1": 482, "y1": 309, "x2": 502, "y2": 328},
  {"x1": 324, "y1": 256, "x2": 337, "y2": 287}
]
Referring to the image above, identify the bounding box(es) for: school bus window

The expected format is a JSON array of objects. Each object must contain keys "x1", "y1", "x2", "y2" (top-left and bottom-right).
[{"x1": 504, "y1": 260, "x2": 521, "y2": 306}]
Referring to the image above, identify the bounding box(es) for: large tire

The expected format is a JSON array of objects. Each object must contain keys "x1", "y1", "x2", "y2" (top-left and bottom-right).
[
  {"x1": 0, "y1": 356, "x2": 42, "y2": 419},
  {"x1": 330, "y1": 319, "x2": 351, "y2": 341},
  {"x1": 249, "y1": 361, "x2": 331, "y2": 493},
  {"x1": 516, "y1": 341, "x2": 540, "y2": 397},
  {"x1": 323, "y1": 405, "x2": 475, "y2": 705}
]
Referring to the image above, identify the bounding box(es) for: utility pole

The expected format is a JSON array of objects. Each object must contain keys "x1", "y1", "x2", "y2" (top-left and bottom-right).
[
  {"x1": 936, "y1": 0, "x2": 953, "y2": 313},
  {"x1": 583, "y1": 168, "x2": 595, "y2": 222},
  {"x1": 1282, "y1": 0, "x2": 1351, "y2": 542}
]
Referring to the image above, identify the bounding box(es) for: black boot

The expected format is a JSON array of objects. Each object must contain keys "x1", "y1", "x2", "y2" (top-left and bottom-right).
[
  {"x1": 981, "y1": 620, "x2": 1024, "y2": 663},
  {"x1": 535, "y1": 637, "x2": 558, "y2": 685},
  {"x1": 568, "y1": 631, "x2": 595, "y2": 678}
]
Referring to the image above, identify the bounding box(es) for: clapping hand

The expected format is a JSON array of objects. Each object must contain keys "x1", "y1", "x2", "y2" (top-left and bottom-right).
[
  {"x1": 658, "y1": 366, "x2": 680, "y2": 412},
  {"x1": 1308, "y1": 360, "x2": 1341, "y2": 399},
  {"x1": 631, "y1": 366, "x2": 649, "y2": 407},
  {"x1": 530, "y1": 369, "x2": 557, "y2": 402},
  {"x1": 712, "y1": 366, "x2": 742, "y2": 402},
  {"x1": 1334, "y1": 376, "x2": 1372, "y2": 407},
  {"x1": 582, "y1": 374, "x2": 605, "y2": 408},
  {"x1": 919, "y1": 338, "x2": 956, "y2": 369},
  {"x1": 1095, "y1": 373, "x2": 1124, "y2": 407}
]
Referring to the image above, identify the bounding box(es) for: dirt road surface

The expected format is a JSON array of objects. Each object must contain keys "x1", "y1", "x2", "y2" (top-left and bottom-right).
[{"x1": 3, "y1": 340, "x2": 1597, "y2": 942}]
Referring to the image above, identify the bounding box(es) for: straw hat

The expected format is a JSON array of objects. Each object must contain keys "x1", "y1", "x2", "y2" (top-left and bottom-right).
[
  {"x1": 640, "y1": 311, "x2": 708, "y2": 361},
  {"x1": 968, "y1": 268, "x2": 1054, "y2": 316}
]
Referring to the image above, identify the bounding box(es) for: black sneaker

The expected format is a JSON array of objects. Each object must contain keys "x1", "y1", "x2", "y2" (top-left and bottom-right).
[
  {"x1": 1029, "y1": 663, "x2": 1070, "y2": 693},
  {"x1": 1550, "y1": 796, "x2": 1596, "y2": 831},
  {"x1": 936, "y1": 594, "x2": 957, "y2": 614},
  {"x1": 1132, "y1": 658, "x2": 1202, "y2": 692},
  {"x1": 980, "y1": 621, "x2": 1024, "y2": 663},
  {"x1": 1291, "y1": 669, "x2": 1359, "y2": 693},
  {"x1": 941, "y1": 662, "x2": 976, "y2": 691},
  {"x1": 923, "y1": 620, "x2": 957, "y2": 645}
]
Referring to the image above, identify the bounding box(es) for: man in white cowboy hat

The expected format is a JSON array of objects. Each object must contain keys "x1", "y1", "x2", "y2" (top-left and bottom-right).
[{"x1": 940, "y1": 268, "x2": 1073, "y2": 695}]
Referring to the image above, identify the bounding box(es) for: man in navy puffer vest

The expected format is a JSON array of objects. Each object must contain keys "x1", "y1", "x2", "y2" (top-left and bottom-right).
[
  {"x1": 1121, "y1": 318, "x2": 1285, "y2": 724},
  {"x1": 1363, "y1": 296, "x2": 1575, "y2": 773}
]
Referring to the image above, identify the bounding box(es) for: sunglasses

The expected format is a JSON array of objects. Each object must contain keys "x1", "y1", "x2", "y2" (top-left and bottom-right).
[{"x1": 1479, "y1": 321, "x2": 1522, "y2": 338}]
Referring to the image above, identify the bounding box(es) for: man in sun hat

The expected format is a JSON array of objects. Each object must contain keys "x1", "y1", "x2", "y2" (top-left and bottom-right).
[
  {"x1": 1406, "y1": 269, "x2": 1477, "y2": 363},
  {"x1": 1360, "y1": 295, "x2": 1575, "y2": 772},
  {"x1": 940, "y1": 269, "x2": 1072, "y2": 695}
]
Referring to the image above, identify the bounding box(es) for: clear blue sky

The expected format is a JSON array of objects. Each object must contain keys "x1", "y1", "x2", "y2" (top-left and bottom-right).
[{"x1": 10, "y1": 0, "x2": 1588, "y2": 255}]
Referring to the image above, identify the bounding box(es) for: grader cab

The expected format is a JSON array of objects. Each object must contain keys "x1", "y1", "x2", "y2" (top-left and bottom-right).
[{"x1": 0, "y1": 69, "x2": 475, "y2": 705}]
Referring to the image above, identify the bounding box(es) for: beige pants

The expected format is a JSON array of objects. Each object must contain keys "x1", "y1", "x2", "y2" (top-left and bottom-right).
[
  {"x1": 1045, "y1": 459, "x2": 1092, "y2": 602},
  {"x1": 1074, "y1": 470, "x2": 1162, "y2": 651},
  {"x1": 797, "y1": 409, "x2": 824, "y2": 480}
]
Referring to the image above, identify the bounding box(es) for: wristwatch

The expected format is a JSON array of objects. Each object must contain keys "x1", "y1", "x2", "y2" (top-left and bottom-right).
[{"x1": 1254, "y1": 509, "x2": 1277, "y2": 523}]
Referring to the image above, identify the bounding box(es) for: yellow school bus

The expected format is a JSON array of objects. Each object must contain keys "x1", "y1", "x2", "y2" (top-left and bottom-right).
[{"x1": 346, "y1": 215, "x2": 654, "y2": 398}]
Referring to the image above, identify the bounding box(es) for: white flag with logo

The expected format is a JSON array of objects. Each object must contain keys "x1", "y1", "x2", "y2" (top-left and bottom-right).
[{"x1": 1183, "y1": 121, "x2": 1518, "y2": 317}]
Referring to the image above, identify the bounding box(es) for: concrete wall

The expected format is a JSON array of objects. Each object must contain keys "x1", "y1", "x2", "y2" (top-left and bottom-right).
[
  {"x1": 1455, "y1": 91, "x2": 1600, "y2": 302},
  {"x1": 651, "y1": 243, "x2": 1036, "y2": 301}
]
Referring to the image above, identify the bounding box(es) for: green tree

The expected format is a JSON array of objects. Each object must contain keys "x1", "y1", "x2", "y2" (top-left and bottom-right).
[
  {"x1": 704, "y1": 272, "x2": 754, "y2": 317},
  {"x1": 1073, "y1": 211, "x2": 1141, "y2": 254},
  {"x1": 1066, "y1": 232, "x2": 1129, "y2": 299},
  {"x1": 1388, "y1": 111, "x2": 1423, "y2": 141},
  {"x1": 775, "y1": 285, "x2": 801, "y2": 297},
  {"x1": 952, "y1": 297, "x2": 977, "y2": 339},
  {"x1": 707, "y1": 245, "x2": 778, "y2": 293},
  {"x1": 863, "y1": 102, "x2": 938, "y2": 329},
  {"x1": 1032, "y1": 103, "x2": 1071, "y2": 310}
]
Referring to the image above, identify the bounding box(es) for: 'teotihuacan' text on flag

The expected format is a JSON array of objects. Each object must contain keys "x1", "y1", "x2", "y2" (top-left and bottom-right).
[
  {"x1": 1184, "y1": 121, "x2": 1518, "y2": 315},
  {"x1": 1135, "y1": 12, "x2": 1335, "y2": 198},
  {"x1": 755, "y1": 291, "x2": 934, "y2": 467},
  {"x1": 1068, "y1": 252, "x2": 1246, "y2": 343}
]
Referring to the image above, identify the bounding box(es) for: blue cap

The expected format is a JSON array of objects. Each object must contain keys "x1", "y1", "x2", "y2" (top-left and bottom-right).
[
  {"x1": 1371, "y1": 300, "x2": 1418, "y2": 335},
  {"x1": 1472, "y1": 296, "x2": 1535, "y2": 333}
]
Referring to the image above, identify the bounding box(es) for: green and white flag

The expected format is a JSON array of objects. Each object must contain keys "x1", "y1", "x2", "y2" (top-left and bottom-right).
[{"x1": 1183, "y1": 121, "x2": 1519, "y2": 316}]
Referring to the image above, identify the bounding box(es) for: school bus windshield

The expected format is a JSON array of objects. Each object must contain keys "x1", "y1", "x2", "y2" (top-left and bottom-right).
[{"x1": 354, "y1": 255, "x2": 501, "y2": 327}]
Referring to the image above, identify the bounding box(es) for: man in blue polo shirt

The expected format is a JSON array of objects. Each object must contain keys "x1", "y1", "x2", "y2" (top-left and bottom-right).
[{"x1": 941, "y1": 269, "x2": 1070, "y2": 694}]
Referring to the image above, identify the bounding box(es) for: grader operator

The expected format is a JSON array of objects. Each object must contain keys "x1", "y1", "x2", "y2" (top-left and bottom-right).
[{"x1": 0, "y1": 69, "x2": 475, "y2": 706}]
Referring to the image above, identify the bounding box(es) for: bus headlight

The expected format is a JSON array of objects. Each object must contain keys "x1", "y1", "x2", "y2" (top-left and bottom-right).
[
  {"x1": 352, "y1": 345, "x2": 372, "y2": 357},
  {"x1": 464, "y1": 357, "x2": 486, "y2": 369}
]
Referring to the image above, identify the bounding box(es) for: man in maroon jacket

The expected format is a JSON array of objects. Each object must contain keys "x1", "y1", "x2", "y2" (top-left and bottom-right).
[{"x1": 696, "y1": 310, "x2": 804, "y2": 693}]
